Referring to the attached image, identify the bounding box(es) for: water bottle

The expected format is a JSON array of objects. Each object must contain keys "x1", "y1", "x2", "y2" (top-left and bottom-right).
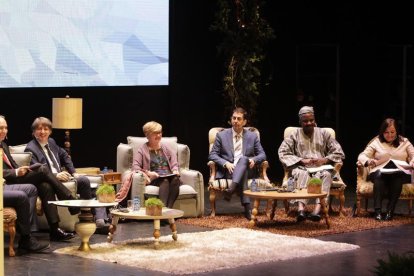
[
  {"x1": 102, "y1": 166, "x2": 108, "y2": 174},
  {"x1": 133, "y1": 196, "x2": 140, "y2": 211},
  {"x1": 287, "y1": 177, "x2": 295, "y2": 192},
  {"x1": 250, "y1": 179, "x2": 258, "y2": 192}
]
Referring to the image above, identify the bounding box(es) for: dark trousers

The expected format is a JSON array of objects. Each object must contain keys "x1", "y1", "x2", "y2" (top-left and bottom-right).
[
  {"x1": 8, "y1": 165, "x2": 73, "y2": 225},
  {"x1": 3, "y1": 184, "x2": 37, "y2": 236},
  {"x1": 150, "y1": 175, "x2": 181, "y2": 208},
  {"x1": 369, "y1": 170, "x2": 411, "y2": 212},
  {"x1": 228, "y1": 156, "x2": 251, "y2": 205}
]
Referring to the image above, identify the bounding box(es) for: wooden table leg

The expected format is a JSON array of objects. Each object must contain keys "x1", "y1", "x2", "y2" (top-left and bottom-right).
[
  {"x1": 320, "y1": 197, "x2": 330, "y2": 229},
  {"x1": 169, "y1": 218, "x2": 178, "y2": 241},
  {"x1": 107, "y1": 216, "x2": 119, "y2": 243},
  {"x1": 153, "y1": 219, "x2": 161, "y2": 249},
  {"x1": 270, "y1": 199, "x2": 277, "y2": 220},
  {"x1": 249, "y1": 199, "x2": 260, "y2": 228}
]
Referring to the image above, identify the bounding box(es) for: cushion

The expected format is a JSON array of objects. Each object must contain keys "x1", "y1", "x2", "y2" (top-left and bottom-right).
[
  {"x1": 127, "y1": 136, "x2": 178, "y2": 158},
  {"x1": 144, "y1": 184, "x2": 197, "y2": 199},
  {"x1": 9, "y1": 144, "x2": 27, "y2": 154},
  {"x1": 10, "y1": 152, "x2": 32, "y2": 167}
]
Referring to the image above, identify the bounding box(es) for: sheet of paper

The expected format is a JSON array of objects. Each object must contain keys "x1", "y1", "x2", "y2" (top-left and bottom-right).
[{"x1": 306, "y1": 164, "x2": 335, "y2": 174}]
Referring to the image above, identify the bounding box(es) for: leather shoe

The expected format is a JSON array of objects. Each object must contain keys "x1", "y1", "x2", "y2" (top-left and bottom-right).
[
  {"x1": 297, "y1": 210, "x2": 306, "y2": 222},
  {"x1": 384, "y1": 211, "x2": 393, "y2": 221},
  {"x1": 18, "y1": 236, "x2": 50, "y2": 253},
  {"x1": 68, "y1": 207, "x2": 80, "y2": 215},
  {"x1": 50, "y1": 228, "x2": 75, "y2": 241},
  {"x1": 308, "y1": 213, "x2": 321, "y2": 222},
  {"x1": 243, "y1": 204, "x2": 252, "y2": 220}
]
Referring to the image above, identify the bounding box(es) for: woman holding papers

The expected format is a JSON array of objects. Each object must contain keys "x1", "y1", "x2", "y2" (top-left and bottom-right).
[
  {"x1": 133, "y1": 121, "x2": 181, "y2": 210},
  {"x1": 358, "y1": 118, "x2": 414, "y2": 221}
]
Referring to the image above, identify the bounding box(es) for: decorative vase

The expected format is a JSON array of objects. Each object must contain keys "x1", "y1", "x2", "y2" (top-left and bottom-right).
[
  {"x1": 307, "y1": 185, "x2": 322, "y2": 194},
  {"x1": 98, "y1": 193, "x2": 116, "y2": 203},
  {"x1": 145, "y1": 205, "x2": 162, "y2": 216}
]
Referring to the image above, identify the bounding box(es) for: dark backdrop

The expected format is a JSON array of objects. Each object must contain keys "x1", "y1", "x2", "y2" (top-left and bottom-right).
[{"x1": 1, "y1": 1, "x2": 413, "y2": 191}]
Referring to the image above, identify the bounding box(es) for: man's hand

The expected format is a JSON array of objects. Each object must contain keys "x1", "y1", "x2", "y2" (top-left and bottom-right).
[
  {"x1": 57, "y1": 171, "x2": 72, "y2": 182},
  {"x1": 248, "y1": 159, "x2": 255, "y2": 169},
  {"x1": 301, "y1": 158, "x2": 327, "y2": 167},
  {"x1": 224, "y1": 162, "x2": 235, "y2": 174},
  {"x1": 17, "y1": 166, "x2": 30, "y2": 177}
]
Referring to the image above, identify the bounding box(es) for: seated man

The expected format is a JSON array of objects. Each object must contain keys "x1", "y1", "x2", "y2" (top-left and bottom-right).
[
  {"x1": 25, "y1": 117, "x2": 108, "y2": 228},
  {"x1": 4, "y1": 183, "x2": 50, "y2": 253},
  {"x1": 278, "y1": 106, "x2": 345, "y2": 222},
  {"x1": 208, "y1": 107, "x2": 266, "y2": 220},
  {"x1": 1, "y1": 114, "x2": 77, "y2": 241}
]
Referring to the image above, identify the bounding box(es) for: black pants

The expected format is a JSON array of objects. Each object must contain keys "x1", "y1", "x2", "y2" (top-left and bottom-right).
[
  {"x1": 150, "y1": 175, "x2": 181, "y2": 208},
  {"x1": 369, "y1": 170, "x2": 411, "y2": 212}
]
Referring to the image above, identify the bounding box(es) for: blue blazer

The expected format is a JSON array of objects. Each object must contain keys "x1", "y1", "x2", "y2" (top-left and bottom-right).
[
  {"x1": 208, "y1": 128, "x2": 266, "y2": 179},
  {"x1": 25, "y1": 138, "x2": 76, "y2": 174}
]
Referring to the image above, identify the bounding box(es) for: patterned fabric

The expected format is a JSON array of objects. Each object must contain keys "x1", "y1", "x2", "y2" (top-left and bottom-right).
[
  {"x1": 149, "y1": 149, "x2": 171, "y2": 175},
  {"x1": 209, "y1": 178, "x2": 271, "y2": 190},
  {"x1": 3, "y1": 207, "x2": 17, "y2": 223}
]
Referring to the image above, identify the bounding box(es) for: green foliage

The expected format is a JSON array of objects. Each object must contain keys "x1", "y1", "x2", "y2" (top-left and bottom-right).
[
  {"x1": 211, "y1": 0, "x2": 275, "y2": 123},
  {"x1": 373, "y1": 251, "x2": 414, "y2": 275},
  {"x1": 144, "y1": 197, "x2": 164, "y2": 207},
  {"x1": 307, "y1": 178, "x2": 322, "y2": 186},
  {"x1": 95, "y1": 184, "x2": 115, "y2": 195}
]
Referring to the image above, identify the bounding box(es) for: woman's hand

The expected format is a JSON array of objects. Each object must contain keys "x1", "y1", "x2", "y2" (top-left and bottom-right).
[
  {"x1": 146, "y1": 170, "x2": 159, "y2": 181},
  {"x1": 173, "y1": 170, "x2": 180, "y2": 176},
  {"x1": 367, "y1": 159, "x2": 377, "y2": 168},
  {"x1": 410, "y1": 160, "x2": 414, "y2": 168}
]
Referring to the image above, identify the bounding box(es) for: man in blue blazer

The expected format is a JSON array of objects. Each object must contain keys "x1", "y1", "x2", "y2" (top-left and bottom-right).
[
  {"x1": 25, "y1": 117, "x2": 108, "y2": 230},
  {"x1": 208, "y1": 107, "x2": 266, "y2": 220}
]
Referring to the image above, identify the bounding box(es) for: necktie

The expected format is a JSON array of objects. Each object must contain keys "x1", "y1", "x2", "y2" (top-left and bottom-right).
[
  {"x1": 3, "y1": 152, "x2": 14, "y2": 169},
  {"x1": 45, "y1": 144, "x2": 60, "y2": 172},
  {"x1": 234, "y1": 134, "x2": 242, "y2": 165}
]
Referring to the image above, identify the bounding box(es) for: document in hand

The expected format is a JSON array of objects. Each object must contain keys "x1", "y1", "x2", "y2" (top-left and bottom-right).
[
  {"x1": 306, "y1": 164, "x2": 335, "y2": 174},
  {"x1": 380, "y1": 159, "x2": 413, "y2": 175}
]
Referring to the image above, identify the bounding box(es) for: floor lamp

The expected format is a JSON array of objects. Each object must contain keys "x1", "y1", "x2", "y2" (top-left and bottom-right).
[{"x1": 52, "y1": 96, "x2": 83, "y2": 157}]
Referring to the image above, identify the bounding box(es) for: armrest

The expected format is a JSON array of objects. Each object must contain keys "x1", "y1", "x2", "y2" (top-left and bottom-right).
[
  {"x1": 180, "y1": 168, "x2": 205, "y2": 216},
  {"x1": 121, "y1": 170, "x2": 148, "y2": 203}
]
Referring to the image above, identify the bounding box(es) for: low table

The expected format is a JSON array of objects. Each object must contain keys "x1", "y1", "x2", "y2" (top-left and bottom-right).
[
  {"x1": 49, "y1": 200, "x2": 118, "y2": 251},
  {"x1": 108, "y1": 208, "x2": 184, "y2": 249},
  {"x1": 244, "y1": 189, "x2": 330, "y2": 228}
]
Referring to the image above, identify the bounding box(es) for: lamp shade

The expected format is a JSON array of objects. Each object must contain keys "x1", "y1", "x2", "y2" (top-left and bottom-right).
[{"x1": 52, "y1": 97, "x2": 83, "y2": 129}]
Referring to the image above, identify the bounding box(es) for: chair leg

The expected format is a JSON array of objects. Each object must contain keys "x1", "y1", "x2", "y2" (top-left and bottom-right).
[
  {"x1": 339, "y1": 190, "x2": 345, "y2": 217},
  {"x1": 283, "y1": 200, "x2": 289, "y2": 215},
  {"x1": 408, "y1": 199, "x2": 412, "y2": 215},
  {"x1": 209, "y1": 189, "x2": 217, "y2": 217},
  {"x1": 356, "y1": 195, "x2": 361, "y2": 216},
  {"x1": 8, "y1": 222, "x2": 16, "y2": 257}
]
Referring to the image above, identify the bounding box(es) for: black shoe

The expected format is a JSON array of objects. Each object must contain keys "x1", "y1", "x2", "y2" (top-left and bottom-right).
[
  {"x1": 94, "y1": 225, "x2": 110, "y2": 235},
  {"x1": 68, "y1": 207, "x2": 80, "y2": 215},
  {"x1": 243, "y1": 204, "x2": 252, "y2": 220},
  {"x1": 50, "y1": 228, "x2": 75, "y2": 241},
  {"x1": 297, "y1": 210, "x2": 306, "y2": 222},
  {"x1": 18, "y1": 236, "x2": 50, "y2": 253},
  {"x1": 223, "y1": 189, "x2": 233, "y2": 202},
  {"x1": 384, "y1": 211, "x2": 393, "y2": 221},
  {"x1": 375, "y1": 209, "x2": 382, "y2": 221},
  {"x1": 308, "y1": 213, "x2": 321, "y2": 222}
]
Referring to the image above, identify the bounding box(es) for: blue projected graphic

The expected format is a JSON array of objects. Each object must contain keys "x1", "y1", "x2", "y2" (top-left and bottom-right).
[{"x1": 0, "y1": 0, "x2": 169, "y2": 87}]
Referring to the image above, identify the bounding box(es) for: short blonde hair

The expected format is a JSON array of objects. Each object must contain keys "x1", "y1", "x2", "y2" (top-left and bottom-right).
[{"x1": 142, "y1": 121, "x2": 162, "y2": 136}]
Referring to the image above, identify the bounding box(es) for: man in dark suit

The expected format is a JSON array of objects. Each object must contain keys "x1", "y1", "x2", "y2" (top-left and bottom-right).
[
  {"x1": 1, "y1": 115, "x2": 76, "y2": 242},
  {"x1": 25, "y1": 117, "x2": 107, "y2": 228},
  {"x1": 4, "y1": 184, "x2": 50, "y2": 253},
  {"x1": 208, "y1": 107, "x2": 267, "y2": 220}
]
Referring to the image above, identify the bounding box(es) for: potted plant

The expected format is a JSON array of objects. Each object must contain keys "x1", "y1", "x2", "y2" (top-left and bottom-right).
[
  {"x1": 96, "y1": 184, "x2": 116, "y2": 203},
  {"x1": 307, "y1": 177, "x2": 322, "y2": 194},
  {"x1": 144, "y1": 198, "x2": 164, "y2": 216}
]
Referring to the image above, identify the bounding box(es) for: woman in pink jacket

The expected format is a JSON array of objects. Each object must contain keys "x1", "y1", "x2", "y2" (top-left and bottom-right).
[{"x1": 358, "y1": 118, "x2": 414, "y2": 221}]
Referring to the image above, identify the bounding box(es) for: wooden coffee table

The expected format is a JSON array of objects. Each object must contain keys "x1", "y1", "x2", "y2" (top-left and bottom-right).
[
  {"x1": 108, "y1": 208, "x2": 184, "y2": 249},
  {"x1": 49, "y1": 200, "x2": 118, "y2": 251},
  {"x1": 244, "y1": 189, "x2": 330, "y2": 228}
]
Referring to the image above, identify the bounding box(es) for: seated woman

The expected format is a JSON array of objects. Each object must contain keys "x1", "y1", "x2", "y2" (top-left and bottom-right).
[
  {"x1": 358, "y1": 118, "x2": 414, "y2": 221},
  {"x1": 133, "y1": 121, "x2": 181, "y2": 210}
]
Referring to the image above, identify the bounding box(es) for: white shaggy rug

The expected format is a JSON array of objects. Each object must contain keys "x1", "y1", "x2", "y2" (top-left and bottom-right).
[{"x1": 55, "y1": 228, "x2": 359, "y2": 274}]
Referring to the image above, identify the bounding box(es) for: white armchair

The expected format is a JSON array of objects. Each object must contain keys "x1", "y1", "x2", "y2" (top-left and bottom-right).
[{"x1": 116, "y1": 136, "x2": 204, "y2": 217}]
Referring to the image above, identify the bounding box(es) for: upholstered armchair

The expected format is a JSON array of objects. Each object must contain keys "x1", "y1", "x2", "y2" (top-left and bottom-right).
[
  {"x1": 281, "y1": 127, "x2": 346, "y2": 216},
  {"x1": 207, "y1": 127, "x2": 270, "y2": 217},
  {"x1": 9, "y1": 145, "x2": 102, "y2": 231},
  {"x1": 116, "y1": 136, "x2": 204, "y2": 217},
  {"x1": 355, "y1": 161, "x2": 414, "y2": 216}
]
